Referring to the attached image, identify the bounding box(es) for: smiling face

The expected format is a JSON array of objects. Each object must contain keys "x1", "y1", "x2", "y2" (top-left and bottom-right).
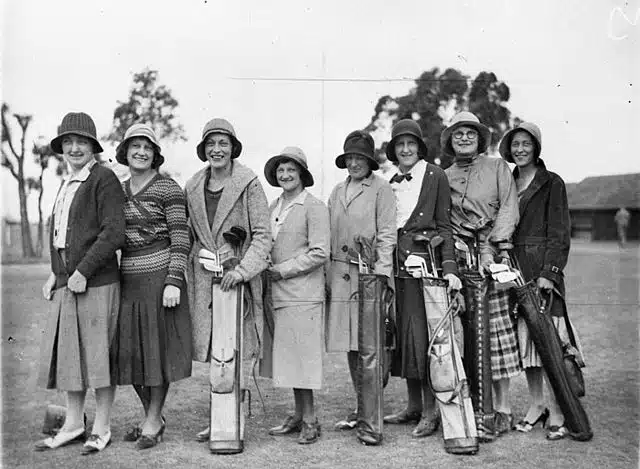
[
  {"x1": 126, "y1": 137, "x2": 156, "y2": 174},
  {"x1": 510, "y1": 130, "x2": 536, "y2": 168},
  {"x1": 204, "y1": 133, "x2": 233, "y2": 171},
  {"x1": 276, "y1": 160, "x2": 304, "y2": 194},
  {"x1": 61, "y1": 134, "x2": 95, "y2": 172},
  {"x1": 451, "y1": 125, "x2": 479, "y2": 158},
  {"x1": 345, "y1": 154, "x2": 371, "y2": 181},
  {"x1": 394, "y1": 135, "x2": 420, "y2": 172}
]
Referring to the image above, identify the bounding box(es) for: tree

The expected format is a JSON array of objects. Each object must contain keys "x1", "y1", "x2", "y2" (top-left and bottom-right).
[
  {"x1": 104, "y1": 68, "x2": 187, "y2": 152},
  {"x1": 365, "y1": 68, "x2": 519, "y2": 169},
  {"x1": 1, "y1": 103, "x2": 36, "y2": 257}
]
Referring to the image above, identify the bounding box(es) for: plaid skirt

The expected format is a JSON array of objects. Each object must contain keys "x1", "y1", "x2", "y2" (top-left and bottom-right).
[{"x1": 488, "y1": 282, "x2": 521, "y2": 380}]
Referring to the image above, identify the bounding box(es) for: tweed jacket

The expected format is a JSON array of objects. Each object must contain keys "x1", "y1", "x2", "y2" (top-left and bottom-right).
[
  {"x1": 512, "y1": 159, "x2": 571, "y2": 293},
  {"x1": 269, "y1": 191, "x2": 330, "y2": 309},
  {"x1": 185, "y1": 162, "x2": 272, "y2": 362}
]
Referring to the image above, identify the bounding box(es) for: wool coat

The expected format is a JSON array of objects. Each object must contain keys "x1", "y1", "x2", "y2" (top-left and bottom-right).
[
  {"x1": 512, "y1": 159, "x2": 571, "y2": 295},
  {"x1": 326, "y1": 173, "x2": 397, "y2": 352},
  {"x1": 185, "y1": 162, "x2": 272, "y2": 363}
]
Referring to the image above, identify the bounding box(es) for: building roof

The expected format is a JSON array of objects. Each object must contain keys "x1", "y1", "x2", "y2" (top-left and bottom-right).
[{"x1": 567, "y1": 173, "x2": 640, "y2": 210}]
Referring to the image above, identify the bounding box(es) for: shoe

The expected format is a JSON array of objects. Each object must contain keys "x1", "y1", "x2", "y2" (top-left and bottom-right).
[
  {"x1": 477, "y1": 421, "x2": 497, "y2": 443},
  {"x1": 123, "y1": 425, "x2": 142, "y2": 442},
  {"x1": 34, "y1": 427, "x2": 86, "y2": 451},
  {"x1": 411, "y1": 414, "x2": 440, "y2": 438},
  {"x1": 546, "y1": 425, "x2": 568, "y2": 441},
  {"x1": 81, "y1": 431, "x2": 112, "y2": 455},
  {"x1": 334, "y1": 411, "x2": 358, "y2": 430},
  {"x1": 356, "y1": 424, "x2": 382, "y2": 446},
  {"x1": 515, "y1": 408, "x2": 549, "y2": 433},
  {"x1": 383, "y1": 409, "x2": 421, "y2": 425},
  {"x1": 494, "y1": 412, "x2": 514, "y2": 436},
  {"x1": 136, "y1": 423, "x2": 166, "y2": 450},
  {"x1": 195, "y1": 427, "x2": 210, "y2": 443},
  {"x1": 297, "y1": 420, "x2": 321, "y2": 445},
  {"x1": 268, "y1": 416, "x2": 303, "y2": 436}
]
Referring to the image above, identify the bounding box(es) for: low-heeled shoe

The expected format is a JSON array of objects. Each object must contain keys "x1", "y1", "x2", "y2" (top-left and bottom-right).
[
  {"x1": 546, "y1": 425, "x2": 569, "y2": 441},
  {"x1": 334, "y1": 411, "x2": 358, "y2": 430},
  {"x1": 298, "y1": 420, "x2": 321, "y2": 445},
  {"x1": 411, "y1": 414, "x2": 440, "y2": 438},
  {"x1": 195, "y1": 427, "x2": 210, "y2": 442},
  {"x1": 34, "y1": 427, "x2": 86, "y2": 451},
  {"x1": 123, "y1": 426, "x2": 142, "y2": 442},
  {"x1": 269, "y1": 416, "x2": 303, "y2": 436},
  {"x1": 383, "y1": 409, "x2": 422, "y2": 425},
  {"x1": 81, "y1": 431, "x2": 112, "y2": 455},
  {"x1": 494, "y1": 412, "x2": 514, "y2": 436}
]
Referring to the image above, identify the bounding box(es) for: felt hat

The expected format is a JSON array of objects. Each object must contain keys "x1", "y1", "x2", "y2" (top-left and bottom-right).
[
  {"x1": 499, "y1": 122, "x2": 542, "y2": 163},
  {"x1": 440, "y1": 111, "x2": 491, "y2": 157},
  {"x1": 196, "y1": 118, "x2": 242, "y2": 161},
  {"x1": 114, "y1": 123, "x2": 164, "y2": 168},
  {"x1": 385, "y1": 119, "x2": 429, "y2": 162},
  {"x1": 335, "y1": 130, "x2": 378, "y2": 170},
  {"x1": 264, "y1": 146, "x2": 314, "y2": 187},
  {"x1": 50, "y1": 112, "x2": 103, "y2": 154}
]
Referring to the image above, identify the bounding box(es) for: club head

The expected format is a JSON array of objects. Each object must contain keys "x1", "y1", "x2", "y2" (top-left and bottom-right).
[
  {"x1": 430, "y1": 235, "x2": 443, "y2": 248},
  {"x1": 230, "y1": 226, "x2": 247, "y2": 242},
  {"x1": 199, "y1": 258, "x2": 222, "y2": 274},
  {"x1": 223, "y1": 231, "x2": 241, "y2": 247},
  {"x1": 493, "y1": 271, "x2": 518, "y2": 283},
  {"x1": 488, "y1": 263, "x2": 510, "y2": 274},
  {"x1": 412, "y1": 234, "x2": 431, "y2": 244},
  {"x1": 198, "y1": 248, "x2": 217, "y2": 260},
  {"x1": 454, "y1": 240, "x2": 470, "y2": 253}
]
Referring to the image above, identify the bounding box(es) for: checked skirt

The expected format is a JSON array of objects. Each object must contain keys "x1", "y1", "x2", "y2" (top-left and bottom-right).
[{"x1": 487, "y1": 281, "x2": 521, "y2": 380}]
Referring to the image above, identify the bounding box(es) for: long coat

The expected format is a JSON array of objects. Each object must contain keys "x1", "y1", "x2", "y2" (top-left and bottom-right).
[
  {"x1": 512, "y1": 159, "x2": 571, "y2": 296},
  {"x1": 185, "y1": 162, "x2": 272, "y2": 363},
  {"x1": 326, "y1": 173, "x2": 397, "y2": 352}
]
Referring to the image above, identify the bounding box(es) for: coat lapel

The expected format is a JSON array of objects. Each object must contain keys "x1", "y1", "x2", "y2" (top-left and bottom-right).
[
  {"x1": 515, "y1": 161, "x2": 550, "y2": 216},
  {"x1": 209, "y1": 162, "x2": 255, "y2": 240},
  {"x1": 186, "y1": 167, "x2": 216, "y2": 249},
  {"x1": 405, "y1": 162, "x2": 433, "y2": 227}
]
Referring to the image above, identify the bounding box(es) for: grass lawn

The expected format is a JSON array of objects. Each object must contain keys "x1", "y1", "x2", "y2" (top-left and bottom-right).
[{"x1": 1, "y1": 241, "x2": 638, "y2": 469}]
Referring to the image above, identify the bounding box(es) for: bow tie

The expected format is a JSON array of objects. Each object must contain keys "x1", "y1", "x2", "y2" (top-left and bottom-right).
[{"x1": 390, "y1": 173, "x2": 412, "y2": 184}]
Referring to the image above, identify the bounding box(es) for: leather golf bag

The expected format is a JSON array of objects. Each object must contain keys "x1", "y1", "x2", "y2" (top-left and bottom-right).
[
  {"x1": 514, "y1": 282, "x2": 593, "y2": 441},
  {"x1": 423, "y1": 278, "x2": 478, "y2": 455},
  {"x1": 356, "y1": 273, "x2": 387, "y2": 445},
  {"x1": 459, "y1": 269, "x2": 495, "y2": 436},
  {"x1": 209, "y1": 282, "x2": 246, "y2": 454}
]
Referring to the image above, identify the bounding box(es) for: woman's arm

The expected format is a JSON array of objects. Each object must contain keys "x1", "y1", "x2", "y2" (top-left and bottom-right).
[
  {"x1": 489, "y1": 159, "x2": 519, "y2": 244},
  {"x1": 541, "y1": 174, "x2": 571, "y2": 285},
  {"x1": 164, "y1": 179, "x2": 190, "y2": 288},
  {"x1": 433, "y1": 168, "x2": 457, "y2": 276},
  {"x1": 373, "y1": 183, "x2": 397, "y2": 277}
]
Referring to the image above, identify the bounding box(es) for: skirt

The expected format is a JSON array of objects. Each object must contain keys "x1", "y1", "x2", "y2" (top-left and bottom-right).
[
  {"x1": 272, "y1": 303, "x2": 323, "y2": 389},
  {"x1": 391, "y1": 278, "x2": 429, "y2": 380},
  {"x1": 488, "y1": 282, "x2": 521, "y2": 380},
  {"x1": 38, "y1": 283, "x2": 119, "y2": 391},
  {"x1": 112, "y1": 270, "x2": 192, "y2": 386},
  {"x1": 518, "y1": 315, "x2": 586, "y2": 369}
]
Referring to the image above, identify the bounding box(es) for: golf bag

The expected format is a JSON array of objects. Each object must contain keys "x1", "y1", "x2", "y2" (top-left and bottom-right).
[
  {"x1": 209, "y1": 282, "x2": 246, "y2": 454},
  {"x1": 356, "y1": 273, "x2": 388, "y2": 445},
  {"x1": 423, "y1": 278, "x2": 478, "y2": 455},
  {"x1": 514, "y1": 282, "x2": 593, "y2": 441},
  {"x1": 459, "y1": 269, "x2": 495, "y2": 436}
]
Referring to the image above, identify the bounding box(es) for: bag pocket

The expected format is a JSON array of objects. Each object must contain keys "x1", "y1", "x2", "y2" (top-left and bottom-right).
[
  {"x1": 210, "y1": 348, "x2": 236, "y2": 394},
  {"x1": 563, "y1": 344, "x2": 585, "y2": 397},
  {"x1": 429, "y1": 343, "x2": 457, "y2": 393}
]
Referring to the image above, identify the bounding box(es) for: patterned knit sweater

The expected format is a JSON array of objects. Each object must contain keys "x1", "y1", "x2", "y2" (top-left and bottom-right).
[{"x1": 120, "y1": 174, "x2": 189, "y2": 288}]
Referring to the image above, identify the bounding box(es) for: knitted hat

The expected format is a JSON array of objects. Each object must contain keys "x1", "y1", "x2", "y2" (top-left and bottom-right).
[
  {"x1": 335, "y1": 130, "x2": 378, "y2": 170},
  {"x1": 114, "y1": 123, "x2": 164, "y2": 168},
  {"x1": 50, "y1": 112, "x2": 103, "y2": 154},
  {"x1": 440, "y1": 111, "x2": 491, "y2": 157},
  {"x1": 386, "y1": 119, "x2": 429, "y2": 162},
  {"x1": 499, "y1": 122, "x2": 542, "y2": 163},
  {"x1": 264, "y1": 146, "x2": 314, "y2": 188},
  {"x1": 196, "y1": 118, "x2": 242, "y2": 161}
]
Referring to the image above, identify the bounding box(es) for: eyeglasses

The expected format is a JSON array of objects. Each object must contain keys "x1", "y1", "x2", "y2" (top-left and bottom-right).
[{"x1": 452, "y1": 130, "x2": 478, "y2": 140}]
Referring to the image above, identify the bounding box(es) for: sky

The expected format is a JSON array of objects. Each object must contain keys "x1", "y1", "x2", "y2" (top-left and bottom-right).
[{"x1": 1, "y1": 0, "x2": 637, "y2": 221}]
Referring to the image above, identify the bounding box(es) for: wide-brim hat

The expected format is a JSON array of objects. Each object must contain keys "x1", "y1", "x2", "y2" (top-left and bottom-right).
[
  {"x1": 335, "y1": 130, "x2": 379, "y2": 170},
  {"x1": 114, "y1": 123, "x2": 164, "y2": 168},
  {"x1": 196, "y1": 118, "x2": 242, "y2": 161},
  {"x1": 499, "y1": 122, "x2": 542, "y2": 163},
  {"x1": 50, "y1": 112, "x2": 103, "y2": 154},
  {"x1": 440, "y1": 111, "x2": 491, "y2": 157},
  {"x1": 264, "y1": 146, "x2": 314, "y2": 188},
  {"x1": 386, "y1": 119, "x2": 429, "y2": 162}
]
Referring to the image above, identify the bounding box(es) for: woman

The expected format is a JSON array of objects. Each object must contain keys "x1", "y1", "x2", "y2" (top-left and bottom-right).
[
  {"x1": 111, "y1": 124, "x2": 192, "y2": 449},
  {"x1": 499, "y1": 122, "x2": 573, "y2": 440},
  {"x1": 184, "y1": 118, "x2": 271, "y2": 441},
  {"x1": 383, "y1": 119, "x2": 461, "y2": 438},
  {"x1": 263, "y1": 147, "x2": 329, "y2": 444},
  {"x1": 326, "y1": 130, "x2": 396, "y2": 432},
  {"x1": 36, "y1": 112, "x2": 125, "y2": 454},
  {"x1": 442, "y1": 111, "x2": 521, "y2": 439}
]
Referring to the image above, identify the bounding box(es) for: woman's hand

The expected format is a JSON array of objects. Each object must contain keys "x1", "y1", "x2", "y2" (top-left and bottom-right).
[
  {"x1": 42, "y1": 273, "x2": 56, "y2": 300},
  {"x1": 163, "y1": 285, "x2": 181, "y2": 308},
  {"x1": 67, "y1": 270, "x2": 87, "y2": 293},
  {"x1": 268, "y1": 269, "x2": 283, "y2": 281},
  {"x1": 443, "y1": 273, "x2": 462, "y2": 293},
  {"x1": 536, "y1": 277, "x2": 554, "y2": 291},
  {"x1": 221, "y1": 270, "x2": 243, "y2": 292}
]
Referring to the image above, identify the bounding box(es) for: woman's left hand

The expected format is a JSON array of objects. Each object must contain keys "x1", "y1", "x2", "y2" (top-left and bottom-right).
[
  {"x1": 443, "y1": 273, "x2": 462, "y2": 293},
  {"x1": 221, "y1": 270, "x2": 243, "y2": 292},
  {"x1": 163, "y1": 285, "x2": 181, "y2": 308},
  {"x1": 537, "y1": 277, "x2": 554, "y2": 291},
  {"x1": 67, "y1": 270, "x2": 87, "y2": 293}
]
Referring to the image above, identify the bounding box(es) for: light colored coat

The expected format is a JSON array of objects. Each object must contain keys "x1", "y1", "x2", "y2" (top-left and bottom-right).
[
  {"x1": 185, "y1": 162, "x2": 272, "y2": 363},
  {"x1": 326, "y1": 173, "x2": 397, "y2": 352}
]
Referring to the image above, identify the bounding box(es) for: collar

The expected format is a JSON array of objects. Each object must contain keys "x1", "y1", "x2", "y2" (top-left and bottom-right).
[
  {"x1": 66, "y1": 159, "x2": 97, "y2": 183},
  {"x1": 276, "y1": 189, "x2": 308, "y2": 209},
  {"x1": 347, "y1": 172, "x2": 374, "y2": 187},
  {"x1": 391, "y1": 159, "x2": 426, "y2": 180},
  {"x1": 453, "y1": 154, "x2": 479, "y2": 168}
]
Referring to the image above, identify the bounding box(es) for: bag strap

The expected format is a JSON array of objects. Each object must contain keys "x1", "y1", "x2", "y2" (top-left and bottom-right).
[{"x1": 544, "y1": 287, "x2": 578, "y2": 350}]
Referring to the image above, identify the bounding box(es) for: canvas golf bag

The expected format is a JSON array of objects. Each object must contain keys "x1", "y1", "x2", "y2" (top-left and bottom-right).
[
  {"x1": 422, "y1": 277, "x2": 478, "y2": 455},
  {"x1": 459, "y1": 269, "x2": 495, "y2": 436},
  {"x1": 355, "y1": 273, "x2": 388, "y2": 445},
  {"x1": 514, "y1": 282, "x2": 593, "y2": 441}
]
